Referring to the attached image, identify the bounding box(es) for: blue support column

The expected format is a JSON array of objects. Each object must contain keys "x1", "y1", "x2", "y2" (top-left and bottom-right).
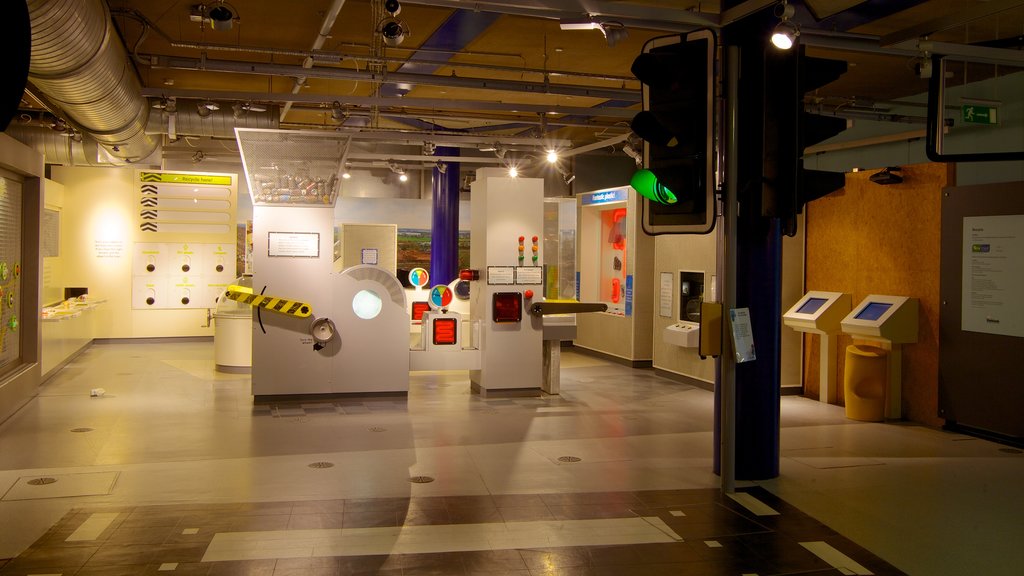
[{"x1": 430, "y1": 147, "x2": 460, "y2": 286}]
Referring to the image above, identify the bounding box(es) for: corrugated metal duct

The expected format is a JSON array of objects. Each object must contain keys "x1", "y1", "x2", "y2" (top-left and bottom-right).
[
  {"x1": 27, "y1": 0, "x2": 158, "y2": 162},
  {"x1": 4, "y1": 125, "x2": 120, "y2": 166},
  {"x1": 146, "y1": 102, "x2": 282, "y2": 139}
]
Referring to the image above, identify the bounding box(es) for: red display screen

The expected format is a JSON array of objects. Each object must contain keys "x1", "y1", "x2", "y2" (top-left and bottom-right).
[
  {"x1": 411, "y1": 301, "x2": 430, "y2": 321},
  {"x1": 493, "y1": 292, "x2": 522, "y2": 323},
  {"x1": 432, "y1": 318, "x2": 458, "y2": 345}
]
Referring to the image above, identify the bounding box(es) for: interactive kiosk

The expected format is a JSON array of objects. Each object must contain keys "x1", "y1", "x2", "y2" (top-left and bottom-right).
[
  {"x1": 841, "y1": 295, "x2": 919, "y2": 419},
  {"x1": 783, "y1": 291, "x2": 852, "y2": 403},
  {"x1": 469, "y1": 169, "x2": 545, "y2": 395}
]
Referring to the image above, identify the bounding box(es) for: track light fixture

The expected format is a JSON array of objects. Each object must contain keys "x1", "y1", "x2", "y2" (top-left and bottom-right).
[
  {"x1": 196, "y1": 100, "x2": 219, "y2": 118},
  {"x1": 771, "y1": 1, "x2": 799, "y2": 50},
  {"x1": 378, "y1": 0, "x2": 409, "y2": 47},
  {"x1": 546, "y1": 149, "x2": 559, "y2": 164},
  {"x1": 559, "y1": 17, "x2": 628, "y2": 47},
  {"x1": 330, "y1": 101, "x2": 347, "y2": 123}
]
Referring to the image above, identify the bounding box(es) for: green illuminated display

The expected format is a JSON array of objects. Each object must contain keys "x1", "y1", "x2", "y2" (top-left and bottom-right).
[{"x1": 630, "y1": 169, "x2": 677, "y2": 205}]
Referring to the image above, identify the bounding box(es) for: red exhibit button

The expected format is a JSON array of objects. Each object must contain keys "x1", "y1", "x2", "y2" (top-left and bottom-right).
[{"x1": 524, "y1": 289, "x2": 534, "y2": 299}]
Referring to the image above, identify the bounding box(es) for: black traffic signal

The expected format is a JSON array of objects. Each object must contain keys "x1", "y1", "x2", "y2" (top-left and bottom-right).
[
  {"x1": 630, "y1": 29, "x2": 716, "y2": 235},
  {"x1": 764, "y1": 45, "x2": 847, "y2": 236}
]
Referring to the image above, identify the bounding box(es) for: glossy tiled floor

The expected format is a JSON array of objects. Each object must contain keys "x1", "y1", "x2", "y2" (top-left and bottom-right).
[{"x1": 0, "y1": 341, "x2": 1021, "y2": 575}]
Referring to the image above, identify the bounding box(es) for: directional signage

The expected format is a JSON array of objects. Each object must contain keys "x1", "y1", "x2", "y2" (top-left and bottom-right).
[{"x1": 961, "y1": 105, "x2": 998, "y2": 125}]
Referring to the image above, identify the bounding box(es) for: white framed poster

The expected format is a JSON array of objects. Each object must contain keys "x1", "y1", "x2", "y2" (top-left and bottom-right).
[{"x1": 962, "y1": 214, "x2": 1024, "y2": 337}]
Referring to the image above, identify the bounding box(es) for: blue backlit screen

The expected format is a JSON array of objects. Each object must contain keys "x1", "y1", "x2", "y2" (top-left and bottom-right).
[
  {"x1": 855, "y1": 302, "x2": 893, "y2": 321},
  {"x1": 796, "y1": 297, "x2": 827, "y2": 315}
]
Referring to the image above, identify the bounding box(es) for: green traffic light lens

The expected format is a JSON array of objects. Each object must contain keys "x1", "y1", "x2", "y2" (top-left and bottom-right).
[{"x1": 630, "y1": 169, "x2": 677, "y2": 205}]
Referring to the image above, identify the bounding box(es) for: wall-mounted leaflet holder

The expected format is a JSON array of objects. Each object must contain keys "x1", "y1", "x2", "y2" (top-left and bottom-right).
[
  {"x1": 698, "y1": 301, "x2": 722, "y2": 359},
  {"x1": 728, "y1": 307, "x2": 756, "y2": 363}
]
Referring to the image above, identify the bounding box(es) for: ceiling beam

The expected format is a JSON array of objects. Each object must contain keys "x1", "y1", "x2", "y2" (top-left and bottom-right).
[
  {"x1": 149, "y1": 55, "x2": 640, "y2": 102},
  {"x1": 880, "y1": 0, "x2": 1024, "y2": 47},
  {"x1": 141, "y1": 88, "x2": 638, "y2": 119}
]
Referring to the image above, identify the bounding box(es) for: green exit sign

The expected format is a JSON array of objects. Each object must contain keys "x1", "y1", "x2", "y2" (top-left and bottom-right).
[{"x1": 962, "y1": 105, "x2": 999, "y2": 125}]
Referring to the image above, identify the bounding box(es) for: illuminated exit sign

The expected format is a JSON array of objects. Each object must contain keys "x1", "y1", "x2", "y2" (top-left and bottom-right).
[{"x1": 961, "y1": 105, "x2": 998, "y2": 125}]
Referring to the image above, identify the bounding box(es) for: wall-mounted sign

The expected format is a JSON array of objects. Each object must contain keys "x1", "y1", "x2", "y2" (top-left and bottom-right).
[
  {"x1": 140, "y1": 172, "x2": 233, "y2": 186},
  {"x1": 515, "y1": 266, "x2": 543, "y2": 285},
  {"x1": 962, "y1": 214, "x2": 1024, "y2": 337},
  {"x1": 487, "y1": 266, "x2": 515, "y2": 285},
  {"x1": 580, "y1": 187, "x2": 629, "y2": 206},
  {"x1": 268, "y1": 232, "x2": 320, "y2": 258}
]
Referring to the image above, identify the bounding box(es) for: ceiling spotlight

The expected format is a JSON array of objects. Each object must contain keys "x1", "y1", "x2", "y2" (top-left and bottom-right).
[
  {"x1": 563, "y1": 172, "x2": 576, "y2": 185},
  {"x1": 231, "y1": 102, "x2": 246, "y2": 119},
  {"x1": 423, "y1": 141, "x2": 436, "y2": 156},
  {"x1": 508, "y1": 166, "x2": 518, "y2": 178},
  {"x1": 330, "y1": 101, "x2": 347, "y2": 123},
  {"x1": 152, "y1": 98, "x2": 168, "y2": 110},
  {"x1": 622, "y1": 143, "x2": 642, "y2": 167},
  {"x1": 379, "y1": 16, "x2": 409, "y2": 47},
  {"x1": 435, "y1": 161, "x2": 447, "y2": 174},
  {"x1": 208, "y1": 2, "x2": 235, "y2": 30},
  {"x1": 190, "y1": 2, "x2": 239, "y2": 31},
  {"x1": 191, "y1": 150, "x2": 206, "y2": 163},
  {"x1": 196, "y1": 101, "x2": 218, "y2": 118},
  {"x1": 546, "y1": 150, "x2": 558, "y2": 164},
  {"x1": 399, "y1": 172, "x2": 409, "y2": 182},
  {"x1": 771, "y1": 1, "x2": 799, "y2": 50},
  {"x1": 870, "y1": 166, "x2": 903, "y2": 185},
  {"x1": 598, "y1": 22, "x2": 628, "y2": 47}
]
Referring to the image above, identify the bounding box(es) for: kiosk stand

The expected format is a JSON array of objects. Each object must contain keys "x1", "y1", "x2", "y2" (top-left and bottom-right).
[
  {"x1": 841, "y1": 295, "x2": 919, "y2": 419},
  {"x1": 783, "y1": 291, "x2": 852, "y2": 404}
]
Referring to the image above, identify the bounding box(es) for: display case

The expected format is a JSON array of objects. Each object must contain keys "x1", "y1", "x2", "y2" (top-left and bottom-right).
[
  {"x1": 543, "y1": 198, "x2": 577, "y2": 301},
  {"x1": 575, "y1": 186, "x2": 654, "y2": 363}
]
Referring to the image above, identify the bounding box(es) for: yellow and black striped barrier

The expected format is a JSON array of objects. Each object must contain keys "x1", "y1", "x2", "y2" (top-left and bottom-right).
[{"x1": 224, "y1": 285, "x2": 313, "y2": 318}]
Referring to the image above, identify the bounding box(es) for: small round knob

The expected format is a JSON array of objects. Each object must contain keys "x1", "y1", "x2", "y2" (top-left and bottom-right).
[
  {"x1": 146, "y1": 297, "x2": 155, "y2": 305},
  {"x1": 181, "y1": 296, "x2": 190, "y2": 305},
  {"x1": 146, "y1": 264, "x2": 155, "y2": 272},
  {"x1": 524, "y1": 289, "x2": 534, "y2": 299},
  {"x1": 216, "y1": 264, "x2": 224, "y2": 272},
  {"x1": 182, "y1": 264, "x2": 190, "y2": 272}
]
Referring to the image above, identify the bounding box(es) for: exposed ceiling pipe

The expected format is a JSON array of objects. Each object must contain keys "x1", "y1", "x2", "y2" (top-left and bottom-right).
[
  {"x1": 142, "y1": 87, "x2": 638, "y2": 119},
  {"x1": 147, "y1": 55, "x2": 640, "y2": 102},
  {"x1": 166, "y1": 40, "x2": 637, "y2": 84},
  {"x1": 26, "y1": 0, "x2": 158, "y2": 162},
  {"x1": 280, "y1": 0, "x2": 348, "y2": 122}
]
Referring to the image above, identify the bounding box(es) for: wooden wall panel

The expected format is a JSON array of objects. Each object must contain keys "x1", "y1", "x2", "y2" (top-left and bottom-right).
[{"x1": 804, "y1": 163, "x2": 952, "y2": 426}]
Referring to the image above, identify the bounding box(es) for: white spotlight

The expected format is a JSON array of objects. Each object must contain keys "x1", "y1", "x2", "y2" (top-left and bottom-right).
[
  {"x1": 771, "y1": 2, "x2": 799, "y2": 50},
  {"x1": 546, "y1": 150, "x2": 558, "y2": 164},
  {"x1": 508, "y1": 167, "x2": 518, "y2": 178},
  {"x1": 399, "y1": 172, "x2": 409, "y2": 183}
]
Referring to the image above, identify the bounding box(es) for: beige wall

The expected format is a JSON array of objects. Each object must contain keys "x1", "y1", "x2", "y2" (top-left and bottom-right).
[
  {"x1": 52, "y1": 166, "x2": 237, "y2": 339},
  {"x1": 651, "y1": 224, "x2": 718, "y2": 382}
]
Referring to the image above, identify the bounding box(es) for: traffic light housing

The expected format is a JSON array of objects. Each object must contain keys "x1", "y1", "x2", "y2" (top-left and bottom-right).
[
  {"x1": 630, "y1": 29, "x2": 716, "y2": 235},
  {"x1": 764, "y1": 45, "x2": 848, "y2": 236}
]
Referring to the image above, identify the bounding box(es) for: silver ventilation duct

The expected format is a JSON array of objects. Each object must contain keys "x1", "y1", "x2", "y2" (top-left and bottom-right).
[
  {"x1": 3, "y1": 125, "x2": 138, "y2": 166},
  {"x1": 27, "y1": 0, "x2": 158, "y2": 162},
  {"x1": 146, "y1": 101, "x2": 282, "y2": 139}
]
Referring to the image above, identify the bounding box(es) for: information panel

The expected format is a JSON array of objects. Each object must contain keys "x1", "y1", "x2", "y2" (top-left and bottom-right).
[
  {"x1": 268, "y1": 232, "x2": 320, "y2": 258},
  {"x1": 961, "y1": 214, "x2": 1024, "y2": 337}
]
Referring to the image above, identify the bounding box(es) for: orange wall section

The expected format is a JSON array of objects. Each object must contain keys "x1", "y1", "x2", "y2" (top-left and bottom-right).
[{"x1": 804, "y1": 163, "x2": 954, "y2": 427}]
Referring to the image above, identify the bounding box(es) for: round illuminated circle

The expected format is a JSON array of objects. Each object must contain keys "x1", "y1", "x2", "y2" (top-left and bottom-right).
[
  {"x1": 352, "y1": 289, "x2": 383, "y2": 320},
  {"x1": 546, "y1": 150, "x2": 558, "y2": 164},
  {"x1": 409, "y1": 267, "x2": 429, "y2": 288},
  {"x1": 429, "y1": 285, "x2": 453, "y2": 310}
]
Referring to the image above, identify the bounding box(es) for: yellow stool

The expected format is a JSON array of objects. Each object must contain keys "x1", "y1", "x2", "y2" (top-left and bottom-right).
[{"x1": 843, "y1": 345, "x2": 887, "y2": 422}]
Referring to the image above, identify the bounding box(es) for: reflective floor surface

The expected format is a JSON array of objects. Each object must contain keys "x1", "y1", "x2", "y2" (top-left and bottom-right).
[{"x1": 0, "y1": 341, "x2": 1021, "y2": 575}]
